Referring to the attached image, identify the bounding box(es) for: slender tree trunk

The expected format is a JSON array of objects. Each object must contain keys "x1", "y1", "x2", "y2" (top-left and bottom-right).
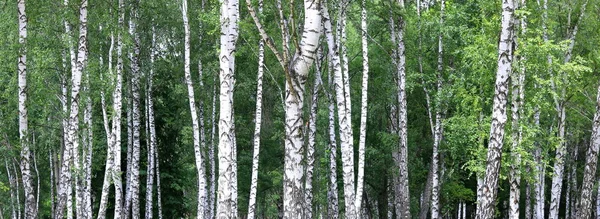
[
  {"x1": 145, "y1": 26, "x2": 157, "y2": 219},
  {"x1": 576, "y1": 77, "x2": 600, "y2": 219},
  {"x1": 57, "y1": 0, "x2": 88, "y2": 217},
  {"x1": 16, "y1": 0, "x2": 35, "y2": 218},
  {"x1": 354, "y1": 0, "x2": 369, "y2": 212},
  {"x1": 12, "y1": 162, "x2": 22, "y2": 219},
  {"x1": 569, "y1": 143, "x2": 578, "y2": 219},
  {"x1": 391, "y1": 0, "x2": 411, "y2": 218},
  {"x1": 6, "y1": 160, "x2": 17, "y2": 219},
  {"x1": 322, "y1": 2, "x2": 356, "y2": 217},
  {"x1": 97, "y1": 32, "x2": 115, "y2": 219},
  {"x1": 181, "y1": 1, "x2": 208, "y2": 217},
  {"x1": 247, "y1": 0, "x2": 265, "y2": 217},
  {"x1": 305, "y1": 48, "x2": 322, "y2": 219},
  {"x1": 155, "y1": 146, "x2": 163, "y2": 219},
  {"x1": 208, "y1": 73, "x2": 217, "y2": 219},
  {"x1": 532, "y1": 105, "x2": 544, "y2": 219},
  {"x1": 81, "y1": 49, "x2": 94, "y2": 219},
  {"x1": 125, "y1": 1, "x2": 142, "y2": 217},
  {"x1": 326, "y1": 53, "x2": 339, "y2": 219},
  {"x1": 430, "y1": 1, "x2": 445, "y2": 219},
  {"x1": 50, "y1": 149, "x2": 56, "y2": 218},
  {"x1": 112, "y1": 0, "x2": 126, "y2": 216},
  {"x1": 475, "y1": 0, "x2": 514, "y2": 218},
  {"x1": 216, "y1": 0, "x2": 239, "y2": 216},
  {"x1": 125, "y1": 91, "x2": 133, "y2": 218}
]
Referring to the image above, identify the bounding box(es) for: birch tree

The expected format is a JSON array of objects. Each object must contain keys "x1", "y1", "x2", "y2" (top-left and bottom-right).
[
  {"x1": 247, "y1": 0, "x2": 265, "y2": 217},
  {"x1": 16, "y1": 0, "x2": 36, "y2": 218},
  {"x1": 355, "y1": 0, "x2": 369, "y2": 213},
  {"x1": 245, "y1": 0, "x2": 322, "y2": 217},
  {"x1": 475, "y1": 0, "x2": 514, "y2": 218},
  {"x1": 181, "y1": 0, "x2": 208, "y2": 217},
  {"x1": 576, "y1": 76, "x2": 600, "y2": 219},
  {"x1": 145, "y1": 26, "x2": 157, "y2": 219}
]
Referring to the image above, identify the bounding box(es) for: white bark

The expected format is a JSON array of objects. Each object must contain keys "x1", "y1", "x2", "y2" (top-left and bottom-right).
[
  {"x1": 576, "y1": 62, "x2": 599, "y2": 219},
  {"x1": 208, "y1": 74, "x2": 217, "y2": 219},
  {"x1": 82, "y1": 57, "x2": 93, "y2": 219},
  {"x1": 50, "y1": 149, "x2": 56, "y2": 218},
  {"x1": 475, "y1": 0, "x2": 514, "y2": 218},
  {"x1": 354, "y1": 0, "x2": 369, "y2": 212},
  {"x1": 145, "y1": 26, "x2": 157, "y2": 219},
  {"x1": 281, "y1": 1, "x2": 321, "y2": 218},
  {"x1": 112, "y1": 0, "x2": 126, "y2": 216},
  {"x1": 155, "y1": 146, "x2": 163, "y2": 219},
  {"x1": 181, "y1": 1, "x2": 208, "y2": 217},
  {"x1": 247, "y1": 0, "x2": 265, "y2": 217},
  {"x1": 391, "y1": 0, "x2": 410, "y2": 218},
  {"x1": 6, "y1": 160, "x2": 17, "y2": 219},
  {"x1": 532, "y1": 105, "x2": 544, "y2": 219},
  {"x1": 57, "y1": 0, "x2": 88, "y2": 217},
  {"x1": 430, "y1": 1, "x2": 445, "y2": 219},
  {"x1": 549, "y1": 2, "x2": 587, "y2": 219},
  {"x1": 326, "y1": 55, "x2": 339, "y2": 219},
  {"x1": 305, "y1": 48, "x2": 322, "y2": 219},
  {"x1": 322, "y1": 2, "x2": 356, "y2": 218},
  {"x1": 126, "y1": 1, "x2": 142, "y2": 217},
  {"x1": 17, "y1": 0, "x2": 35, "y2": 218},
  {"x1": 97, "y1": 32, "x2": 115, "y2": 219}
]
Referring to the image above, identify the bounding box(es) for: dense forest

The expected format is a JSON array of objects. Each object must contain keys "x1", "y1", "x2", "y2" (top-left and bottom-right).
[{"x1": 0, "y1": 0, "x2": 599, "y2": 218}]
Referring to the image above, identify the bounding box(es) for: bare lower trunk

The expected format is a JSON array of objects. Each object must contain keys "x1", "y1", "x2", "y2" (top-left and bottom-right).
[
  {"x1": 216, "y1": 0, "x2": 239, "y2": 217},
  {"x1": 181, "y1": 1, "x2": 208, "y2": 217},
  {"x1": 326, "y1": 56, "x2": 339, "y2": 219},
  {"x1": 17, "y1": 0, "x2": 35, "y2": 218},
  {"x1": 475, "y1": 0, "x2": 514, "y2": 218},
  {"x1": 576, "y1": 77, "x2": 600, "y2": 219},
  {"x1": 112, "y1": 0, "x2": 126, "y2": 216},
  {"x1": 532, "y1": 106, "x2": 544, "y2": 219},
  {"x1": 97, "y1": 32, "x2": 115, "y2": 219},
  {"x1": 392, "y1": 1, "x2": 410, "y2": 218},
  {"x1": 247, "y1": 2, "x2": 265, "y2": 218},
  {"x1": 430, "y1": 1, "x2": 445, "y2": 218},
  {"x1": 6, "y1": 160, "x2": 17, "y2": 219},
  {"x1": 155, "y1": 138, "x2": 163, "y2": 219},
  {"x1": 208, "y1": 74, "x2": 217, "y2": 219},
  {"x1": 305, "y1": 49, "x2": 322, "y2": 219},
  {"x1": 354, "y1": 0, "x2": 369, "y2": 212},
  {"x1": 145, "y1": 26, "x2": 157, "y2": 219}
]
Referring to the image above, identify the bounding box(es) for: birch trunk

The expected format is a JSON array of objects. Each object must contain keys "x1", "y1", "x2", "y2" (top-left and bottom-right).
[
  {"x1": 281, "y1": 1, "x2": 322, "y2": 217},
  {"x1": 430, "y1": 1, "x2": 445, "y2": 219},
  {"x1": 549, "y1": 2, "x2": 587, "y2": 219},
  {"x1": 126, "y1": 1, "x2": 142, "y2": 217},
  {"x1": 326, "y1": 55, "x2": 339, "y2": 219},
  {"x1": 354, "y1": 0, "x2": 369, "y2": 212},
  {"x1": 112, "y1": 0, "x2": 126, "y2": 216},
  {"x1": 181, "y1": 1, "x2": 208, "y2": 217},
  {"x1": 569, "y1": 144, "x2": 578, "y2": 219},
  {"x1": 17, "y1": 0, "x2": 35, "y2": 218},
  {"x1": 6, "y1": 160, "x2": 17, "y2": 219},
  {"x1": 532, "y1": 106, "x2": 544, "y2": 219},
  {"x1": 247, "y1": 1, "x2": 265, "y2": 217},
  {"x1": 475, "y1": 0, "x2": 514, "y2": 218},
  {"x1": 322, "y1": 2, "x2": 356, "y2": 217},
  {"x1": 50, "y1": 149, "x2": 56, "y2": 218},
  {"x1": 305, "y1": 49, "x2": 322, "y2": 219},
  {"x1": 82, "y1": 57, "x2": 93, "y2": 219},
  {"x1": 155, "y1": 136, "x2": 163, "y2": 219},
  {"x1": 576, "y1": 77, "x2": 600, "y2": 219},
  {"x1": 216, "y1": 0, "x2": 239, "y2": 216},
  {"x1": 145, "y1": 26, "x2": 157, "y2": 219},
  {"x1": 208, "y1": 74, "x2": 217, "y2": 219},
  {"x1": 198, "y1": 47, "x2": 209, "y2": 219},
  {"x1": 97, "y1": 32, "x2": 115, "y2": 219},
  {"x1": 392, "y1": 0, "x2": 411, "y2": 218},
  {"x1": 57, "y1": 0, "x2": 88, "y2": 217}
]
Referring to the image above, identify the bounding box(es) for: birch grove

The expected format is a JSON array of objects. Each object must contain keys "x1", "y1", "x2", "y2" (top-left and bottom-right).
[{"x1": 2, "y1": 0, "x2": 600, "y2": 218}]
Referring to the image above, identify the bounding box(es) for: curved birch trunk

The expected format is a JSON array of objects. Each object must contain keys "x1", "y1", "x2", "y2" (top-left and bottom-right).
[
  {"x1": 430, "y1": 1, "x2": 445, "y2": 219},
  {"x1": 145, "y1": 27, "x2": 157, "y2": 219},
  {"x1": 354, "y1": 0, "x2": 369, "y2": 212},
  {"x1": 97, "y1": 32, "x2": 115, "y2": 219},
  {"x1": 475, "y1": 0, "x2": 514, "y2": 218},
  {"x1": 181, "y1": 1, "x2": 208, "y2": 217},
  {"x1": 17, "y1": 0, "x2": 35, "y2": 218},
  {"x1": 247, "y1": 1, "x2": 265, "y2": 217}
]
